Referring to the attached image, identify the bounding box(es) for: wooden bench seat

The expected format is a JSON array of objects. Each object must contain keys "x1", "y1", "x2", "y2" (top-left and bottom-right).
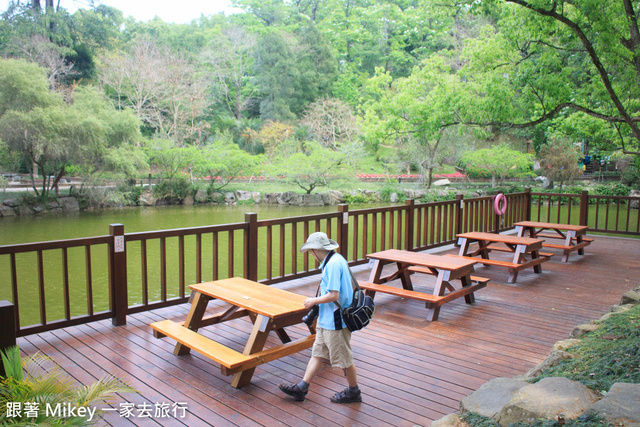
[
  {"x1": 446, "y1": 253, "x2": 552, "y2": 271},
  {"x1": 358, "y1": 280, "x2": 487, "y2": 306},
  {"x1": 407, "y1": 266, "x2": 490, "y2": 285},
  {"x1": 486, "y1": 245, "x2": 555, "y2": 258},
  {"x1": 535, "y1": 232, "x2": 594, "y2": 243},
  {"x1": 151, "y1": 319, "x2": 315, "y2": 376}
]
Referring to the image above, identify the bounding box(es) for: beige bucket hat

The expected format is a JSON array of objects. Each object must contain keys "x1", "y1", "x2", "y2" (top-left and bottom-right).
[{"x1": 299, "y1": 232, "x2": 339, "y2": 253}]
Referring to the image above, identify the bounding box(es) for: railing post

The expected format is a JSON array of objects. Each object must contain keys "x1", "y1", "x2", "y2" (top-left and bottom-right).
[
  {"x1": 0, "y1": 301, "x2": 16, "y2": 377},
  {"x1": 337, "y1": 204, "x2": 349, "y2": 259},
  {"x1": 404, "y1": 199, "x2": 415, "y2": 250},
  {"x1": 579, "y1": 190, "x2": 589, "y2": 226},
  {"x1": 455, "y1": 193, "x2": 464, "y2": 244},
  {"x1": 244, "y1": 213, "x2": 258, "y2": 282},
  {"x1": 524, "y1": 187, "x2": 532, "y2": 221},
  {"x1": 109, "y1": 224, "x2": 127, "y2": 326}
]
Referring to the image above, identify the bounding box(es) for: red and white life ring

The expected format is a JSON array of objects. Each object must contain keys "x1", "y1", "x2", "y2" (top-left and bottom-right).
[{"x1": 494, "y1": 193, "x2": 508, "y2": 216}]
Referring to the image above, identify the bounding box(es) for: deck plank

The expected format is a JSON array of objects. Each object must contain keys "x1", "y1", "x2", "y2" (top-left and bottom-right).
[{"x1": 16, "y1": 235, "x2": 640, "y2": 426}]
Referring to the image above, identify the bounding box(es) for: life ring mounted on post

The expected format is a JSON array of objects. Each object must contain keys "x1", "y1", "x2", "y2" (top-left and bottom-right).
[{"x1": 494, "y1": 193, "x2": 508, "y2": 216}]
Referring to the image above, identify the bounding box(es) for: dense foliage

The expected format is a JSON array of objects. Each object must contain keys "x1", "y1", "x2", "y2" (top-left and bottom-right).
[{"x1": 1, "y1": 0, "x2": 639, "y2": 199}]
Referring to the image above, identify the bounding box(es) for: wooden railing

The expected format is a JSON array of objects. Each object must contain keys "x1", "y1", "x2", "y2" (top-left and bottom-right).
[{"x1": 2, "y1": 188, "x2": 638, "y2": 339}]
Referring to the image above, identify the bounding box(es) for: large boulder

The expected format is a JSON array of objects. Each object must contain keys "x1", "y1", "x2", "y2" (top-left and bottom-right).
[
  {"x1": 251, "y1": 192, "x2": 261, "y2": 204},
  {"x1": 461, "y1": 377, "x2": 529, "y2": 417},
  {"x1": 224, "y1": 192, "x2": 236, "y2": 204},
  {"x1": 139, "y1": 191, "x2": 156, "y2": 206},
  {"x1": 0, "y1": 205, "x2": 16, "y2": 217},
  {"x1": 586, "y1": 382, "x2": 640, "y2": 426},
  {"x1": 571, "y1": 323, "x2": 598, "y2": 338},
  {"x1": 263, "y1": 193, "x2": 281, "y2": 204},
  {"x1": 2, "y1": 198, "x2": 19, "y2": 207},
  {"x1": 195, "y1": 189, "x2": 208, "y2": 203},
  {"x1": 621, "y1": 290, "x2": 640, "y2": 305},
  {"x1": 630, "y1": 190, "x2": 640, "y2": 209},
  {"x1": 277, "y1": 191, "x2": 297, "y2": 204},
  {"x1": 433, "y1": 179, "x2": 451, "y2": 186},
  {"x1": 430, "y1": 413, "x2": 467, "y2": 427},
  {"x1": 300, "y1": 193, "x2": 325, "y2": 206},
  {"x1": 58, "y1": 196, "x2": 79, "y2": 212},
  {"x1": 235, "y1": 190, "x2": 253, "y2": 201},
  {"x1": 497, "y1": 377, "x2": 600, "y2": 425},
  {"x1": 522, "y1": 351, "x2": 573, "y2": 380},
  {"x1": 327, "y1": 190, "x2": 343, "y2": 204},
  {"x1": 181, "y1": 195, "x2": 194, "y2": 206}
]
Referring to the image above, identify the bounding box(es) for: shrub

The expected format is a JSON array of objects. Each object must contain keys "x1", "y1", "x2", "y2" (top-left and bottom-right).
[
  {"x1": 153, "y1": 178, "x2": 194, "y2": 201},
  {"x1": 343, "y1": 193, "x2": 377, "y2": 204}
]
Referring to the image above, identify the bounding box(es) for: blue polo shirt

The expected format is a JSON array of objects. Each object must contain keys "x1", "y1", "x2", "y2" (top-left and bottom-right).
[{"x1": 317, "y1": 251, "x2": 354, "y2": 330}]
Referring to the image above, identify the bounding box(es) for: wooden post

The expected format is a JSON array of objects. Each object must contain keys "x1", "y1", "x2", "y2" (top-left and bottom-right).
[
  {"x1": 454, "y1": 193, "x2": 464, "y2": 245},
  {"x1": 524, "y1": 187, "x2": 532, "y2": 221},
  {"x1": 579, "y1": 190, "x2": 589, "y2": 226},
  {"x1": 0, "y1": 301, "x2": 17, "y2": 377},
  {"x1": 405, "y1": 199, "x2": 414, "y2": 250},
  {"x1": 337, "y1": 204, "x2": 349, "y2": 259},
  {"x1": 244, "y1": 213, "x2": 258, "y2": 282},
  {"x1": 109, "y1": 224, "x2": 127, "y2": 326}
]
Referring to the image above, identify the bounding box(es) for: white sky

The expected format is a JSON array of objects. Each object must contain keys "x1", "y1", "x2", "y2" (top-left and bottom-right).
[{"x1": 1, "y1": 0, "x2": 242, "y2": 24}]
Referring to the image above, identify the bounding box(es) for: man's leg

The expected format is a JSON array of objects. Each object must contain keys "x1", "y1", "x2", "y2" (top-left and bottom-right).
[
  {"x1": 344, "y1": 362, "x2": 357, "y2": 388},
  {"x1": 303, "y1": 356, "x2": 324, "y2": 384}
]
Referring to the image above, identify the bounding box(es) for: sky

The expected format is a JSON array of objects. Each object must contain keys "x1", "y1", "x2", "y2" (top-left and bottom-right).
[{"x1": 0, "y1": 0, "x2": 242, "y2": 24}]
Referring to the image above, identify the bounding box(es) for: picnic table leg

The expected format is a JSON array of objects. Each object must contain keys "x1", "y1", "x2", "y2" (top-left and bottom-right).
[
  {"x1": 397, "y1": 262, "x2": 413, "y2": 291},
  {"x1": 174, "y1": 291, "x2": 210, "y2": 356},
  {"x1": 576, "y1": 233, "x2": 586, "y2": 256},
  {"x1": 457, "y1": 237, "x2": 470, "y2": 256},
  {"x1": 368, "y1": 259, "x2": 383, "y2": 283},
  {"x1": 531, "y1": 249, "x2": 543, "y2": 274},
  {"x1": 426, "y1": 270, "x2": 449, "y2": 321},
  {"x1": 460, "y1": 274, "x2": 475, "y2": 304},
  {"x1": 231, "y1": 314, "x2": 272, "y2": 388}
]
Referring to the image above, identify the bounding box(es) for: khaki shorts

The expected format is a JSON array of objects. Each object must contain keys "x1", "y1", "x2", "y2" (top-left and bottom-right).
[{"x1": 312, "y1": 327, "x2": 353, "y2": 369}]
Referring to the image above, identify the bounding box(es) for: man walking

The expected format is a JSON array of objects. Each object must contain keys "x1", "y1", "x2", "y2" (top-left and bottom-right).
[{"x1": 278, "y1": 232, "x2": 362, "y2": 403}]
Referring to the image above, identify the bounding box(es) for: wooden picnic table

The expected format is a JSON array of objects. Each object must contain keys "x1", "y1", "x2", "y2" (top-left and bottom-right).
[
  {"x1": 514, "y1": 221, "x2": 591, "y2": 262},
  {"x1": 362, "y1": 249, "x2": 489, "y2": 321},
  {"x1": 150, "y1": 277, "x2": 315, "y2": 388},
  {"x1": 452, "y1": 231, "x2": 552, "y2": 284}
]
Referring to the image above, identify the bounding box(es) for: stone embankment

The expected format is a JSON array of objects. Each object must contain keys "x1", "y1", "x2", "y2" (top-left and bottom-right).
[
  {"x1": 0, "y1": 187, "x2": 457, "y2": 217},
  {"x1": 432, "y1": 288, "x2": 640, "y2": 427}
]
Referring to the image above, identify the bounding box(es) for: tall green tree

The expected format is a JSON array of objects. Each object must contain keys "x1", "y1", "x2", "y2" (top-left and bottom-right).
[{"x1": 461, "y1": 144, "x2": 534, "y2": 187}]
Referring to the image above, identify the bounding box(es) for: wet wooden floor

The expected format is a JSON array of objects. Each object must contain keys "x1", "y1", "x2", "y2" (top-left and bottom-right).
[{"x1": 17, "y1": 234, "x2": 640, "y2": 426}]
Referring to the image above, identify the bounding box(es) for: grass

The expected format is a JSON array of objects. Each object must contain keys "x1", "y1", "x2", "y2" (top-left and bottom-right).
[{"x1": 460, "y1": 303, "x2": 640, "y2": 426}]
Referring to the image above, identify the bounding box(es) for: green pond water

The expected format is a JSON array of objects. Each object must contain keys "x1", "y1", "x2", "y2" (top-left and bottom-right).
[{"x1": 0, "y1": 204, "x2": 368, "y2": 326}]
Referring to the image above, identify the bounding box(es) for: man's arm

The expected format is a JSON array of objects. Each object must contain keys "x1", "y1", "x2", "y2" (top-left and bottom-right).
[{"x1": 304, "y1": 290, "x2": 339, "y2": 309}]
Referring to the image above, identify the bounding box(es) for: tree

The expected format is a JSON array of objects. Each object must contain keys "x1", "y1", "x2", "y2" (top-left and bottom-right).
[
  {"x1": 0, "y1": 59, "x2": 142, "y2": 199},
  {"x1": 204, "y1": 25, "x2": 257, "y2": 120},
  {"x1": 268, "y1": 141, "x2": 346, "y2": 193},
  {"x1": 455, "y1": 0, "x2": 640, "y2": 159},
  {"x1": 192, "y1": 132, "x2": 261, "y2": 191},
  {"x1": 461, "y1": 144, "x2": 534, "y2": 187},
  {"x1": 300, "y1": 97, "x2": 361, "y2": 147},
  {"x1": 538, "y1": 139, "x2": 582, "y2": 189}
]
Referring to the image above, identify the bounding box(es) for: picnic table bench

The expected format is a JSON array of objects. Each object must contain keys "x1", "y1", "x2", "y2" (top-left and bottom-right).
[
  {"x1": 514, "y1": 221, "x2": 591, "y2": 262},
  {"x1": 452, "y1": 231, "x2": 552, "y2": 284},
  {"x1": 150, "y1": 277, "x2": 315, "y2": 388},
  {"x1": 362, "y1": 249, "x2": 489, "y2": 321}
]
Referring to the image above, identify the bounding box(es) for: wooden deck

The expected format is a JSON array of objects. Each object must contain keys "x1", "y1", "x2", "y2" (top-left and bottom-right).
[{"x1": 17, "y1": 235, "x2": 640, "y2": 426}]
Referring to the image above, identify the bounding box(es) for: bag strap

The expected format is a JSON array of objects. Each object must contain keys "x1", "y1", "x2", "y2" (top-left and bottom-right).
[{"x1": 316, "y1": 250, "x2": 361, "y2": 311}]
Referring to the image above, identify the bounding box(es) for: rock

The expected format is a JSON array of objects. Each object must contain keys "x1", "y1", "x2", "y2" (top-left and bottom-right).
[
  {"x1": 210, "y1": 192, "x2": 224, "y2": 202},
  {"x1": 551, "y1": 339, "x2": 581, "y2": 352},
  {"x1": 58, "y1": 196, "x2": 79, "y2": 212},
  {"x1": 33, "y1": 204, "x2": 45, "y2": 214},
  {"x1": 195, "y1": 189, "x2": 208, "y2": 203},
  {"x1": 497, "y1": 377, "x2": 600, "y2": 425},
  {"x1": 235, "y1": 190, "x2": 253, "y2": 201},
  {"x1": 390, "y1": 192, "x2": 398, "y2": 203},
  {"x1": 413, "y1": 190, "x2": 427, "y2": 199},
  {"x1": 436, "y1": 189, "x2": 449, "y2": 197},
  {"x1": 621, "y1": 291, "x2": 640, "y2": 305},
  {"x1": 252, "y1": 192, "x2": 261, "y2": 204},
  {"x1": 611, "y1": 304, "x2": 635, "y2": 313},
  {"x1": 433, "y1": 179, "x2": 451, "y2": 186},
  {"x1": 430, "y1": 413, "x2": 468, "y2": 427},
  {"x1": 0, "y1": 205, "x2": 16, "y2": 216},
  {"x1": 18, "y1": 205, "x2": 33, "y2": 216},
  {"x1": 300, "y1": 193, "x2": 325, "y2": 206},
  {"x1": 522, "y1": 351, "x2": 573, "y2": 380},
  {"x1": 277, "y1": 191, "x2": 296, "y2": 204},
  {"x1": 263, "y1": 193, "x2": 281, "y2": 204},
  {"x1": 571, "y1": 323, "x2": 599, "y2": 338},
  {"x1": 139, "y1": 191, "x2": 156, "y2": 206},
  {"x1": 630, "y1": 190, "x2": 640, "y2": 209},
  {"x1": 586, "y1": 382, "x2": 640, "y2": 426},
  {"x1": 461, "y1": 377, "x2": 528, "y2": 417},
  {"x1": 404, "y1": 189, "x2": 415, "y2": 198},
  {"x1": 47, "y1": 201, "x2": 59, "y2": 209},
  {"x1": 224, "y1": 192, "x2": 236, "y2": 204},
  {"x1": 182, "y1": 196, "x2": 194, "y2": 206},
  {"x1": 3, "y1": 198, "x2": 19, "y2": 207},
  {"x1": 328, "y1": 190, "x2": 343, "y2": 204}
]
